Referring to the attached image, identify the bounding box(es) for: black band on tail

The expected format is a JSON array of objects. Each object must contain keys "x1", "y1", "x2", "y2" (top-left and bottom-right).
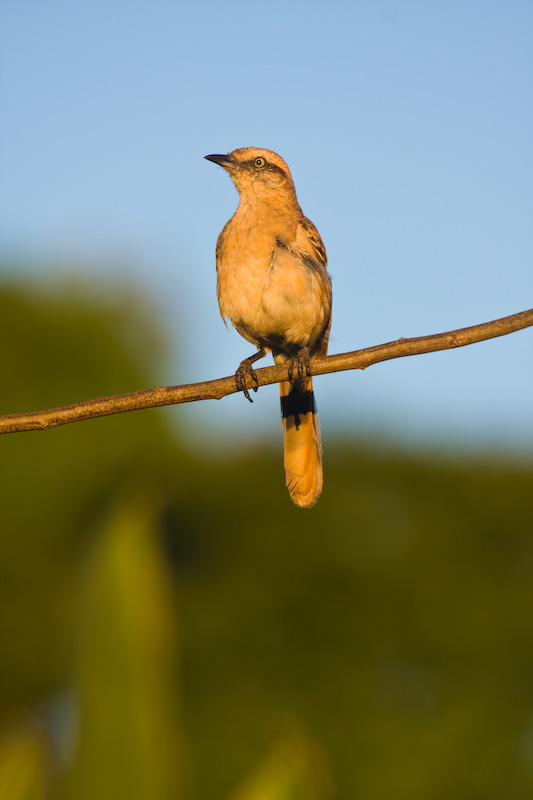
[{"x1": 280, "y1": 386, "x2": 316, "y2": 429}]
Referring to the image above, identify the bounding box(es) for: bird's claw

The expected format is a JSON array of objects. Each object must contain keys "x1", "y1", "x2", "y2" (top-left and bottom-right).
[
  {"x1": 235, "y1": 360, "x2": 260, "y2": 402},
  {"x1": 288, "y1": 347, "x2": 311, "y2": 389}
]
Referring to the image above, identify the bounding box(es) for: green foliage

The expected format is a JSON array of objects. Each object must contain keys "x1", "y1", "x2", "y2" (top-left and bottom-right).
[
  {"x1": 64, "y1": 495, "x2": 186, "y2": 800},
  {"x1": 0, "y1": 718, "x2": 49, "y2": 800},
  {"x1": 0, "y1": 280, "x2": 179, "y2": 711},
  {"x1": 1, "y1": 277, "x2": 533, "y2": 799},
  {"x1": 169, "y1": 448, "x2": 533, "y2": 800},
  {"x1": 226, "y1": 730, "x2": 332, "y2": 800}
]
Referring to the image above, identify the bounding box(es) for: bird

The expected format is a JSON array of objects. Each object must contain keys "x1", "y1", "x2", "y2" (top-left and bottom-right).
[{"x1": 205, "y1": 147, "x2": 332, "y2": 508}]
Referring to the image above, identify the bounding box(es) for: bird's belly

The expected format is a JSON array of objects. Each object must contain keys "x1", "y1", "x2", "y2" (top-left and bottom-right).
[{"x1": 217, "y1": 254, "x2": 326, "y2": 356}]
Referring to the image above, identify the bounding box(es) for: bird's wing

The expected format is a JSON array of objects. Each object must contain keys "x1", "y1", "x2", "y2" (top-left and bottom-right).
[
  {"x1": 297, "y1": 215, "x2": 328, "y2": 269},
  {"x1": 294, "y1": 216, "x2": 332, "y2": 355}
]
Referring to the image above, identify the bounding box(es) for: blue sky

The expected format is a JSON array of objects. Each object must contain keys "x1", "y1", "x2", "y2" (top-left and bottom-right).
[{"x1": 1, "y1": 0, "x2": 532, "y2": 453}]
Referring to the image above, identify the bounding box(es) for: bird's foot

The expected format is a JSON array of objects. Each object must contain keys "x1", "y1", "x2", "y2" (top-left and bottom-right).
[
  {"x1": 235, "y1": 348, "x2": 266, "y2": 402},
  {"x1": 288, "y1": 347, "x2": 311, "y2": 390}
]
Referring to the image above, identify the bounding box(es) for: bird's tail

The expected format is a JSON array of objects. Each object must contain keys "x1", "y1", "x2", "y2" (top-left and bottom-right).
[{"x1": 280, "y1": 376, "x2": 322, "y2": 508}]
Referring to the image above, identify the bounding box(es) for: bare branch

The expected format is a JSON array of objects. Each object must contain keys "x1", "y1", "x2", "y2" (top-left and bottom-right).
[{"x1": 1, "y1": 308, "x2": 532, "y2": 435}]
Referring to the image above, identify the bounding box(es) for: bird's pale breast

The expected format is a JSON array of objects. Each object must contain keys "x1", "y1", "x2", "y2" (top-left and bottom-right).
[{"x1": 217, "y1": 223, "x2": 327, "y2": 356}]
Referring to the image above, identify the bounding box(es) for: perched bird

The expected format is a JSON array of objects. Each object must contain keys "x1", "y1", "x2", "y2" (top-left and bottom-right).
[{"x1": 205, "y1": 147, "x2": 332, "y2": 508}]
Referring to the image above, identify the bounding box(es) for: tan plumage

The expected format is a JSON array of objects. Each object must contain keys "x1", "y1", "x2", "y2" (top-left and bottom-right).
[{"x1": 205, "y1": 147, "x2": 332, "y2": 508}]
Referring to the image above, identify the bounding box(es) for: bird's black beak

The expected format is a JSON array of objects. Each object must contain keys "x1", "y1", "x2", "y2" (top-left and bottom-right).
[{"x1": 204, "y1": 153, "x2": 233, "y2": 168}]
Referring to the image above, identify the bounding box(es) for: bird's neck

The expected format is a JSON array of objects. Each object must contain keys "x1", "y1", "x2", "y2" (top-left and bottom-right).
[{"x1": 235, "y1": 192, "x2": 301, "y2": 240}]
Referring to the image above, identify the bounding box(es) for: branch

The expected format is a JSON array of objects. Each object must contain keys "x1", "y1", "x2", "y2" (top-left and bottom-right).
[{"x1": 1, "y1": 308, "x2": 532, "y2": 435}]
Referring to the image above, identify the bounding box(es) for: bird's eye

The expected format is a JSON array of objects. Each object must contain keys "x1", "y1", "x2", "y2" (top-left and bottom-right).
[{"x1": 254, "y1": 157, "x2": 266, "y2": 168}]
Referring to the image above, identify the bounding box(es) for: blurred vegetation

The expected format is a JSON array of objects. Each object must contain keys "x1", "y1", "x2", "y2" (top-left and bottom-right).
[{"x1": 1, "y1": 275, "x2": 533, "y2": 799}]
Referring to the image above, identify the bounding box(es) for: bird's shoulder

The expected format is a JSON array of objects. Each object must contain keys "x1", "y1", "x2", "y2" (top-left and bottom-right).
[{"x1": 215, "y1": 218, "x2": 233, "y2": 264}]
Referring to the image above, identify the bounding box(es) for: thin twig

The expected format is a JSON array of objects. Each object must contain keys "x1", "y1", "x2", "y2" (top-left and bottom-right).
[{"x1": 1, "y1": 308, "x2": 532, "y2": 434}]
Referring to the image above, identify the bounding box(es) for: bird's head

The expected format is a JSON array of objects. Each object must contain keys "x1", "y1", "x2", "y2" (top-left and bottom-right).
[{"x1": 205, "y1": 147, "x2": 298, "y2": 207}]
